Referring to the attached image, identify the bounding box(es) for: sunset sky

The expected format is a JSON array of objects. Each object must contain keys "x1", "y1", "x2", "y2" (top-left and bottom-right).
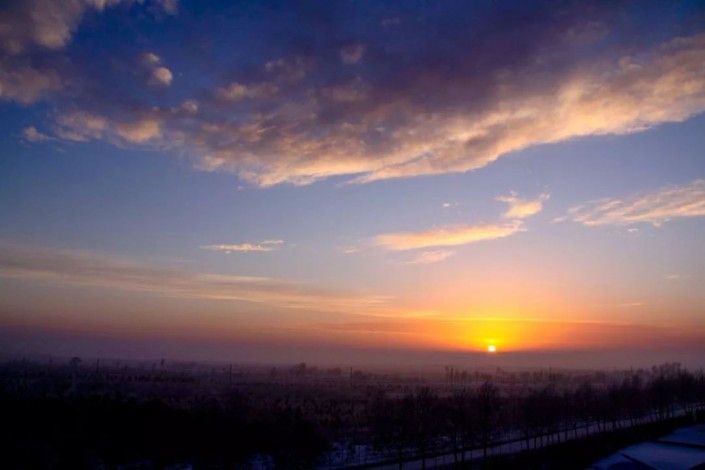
[{"x1": 1, "y1": 0, "x2": 704, "y2": 367}]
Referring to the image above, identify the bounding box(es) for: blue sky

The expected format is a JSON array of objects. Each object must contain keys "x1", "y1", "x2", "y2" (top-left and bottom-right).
[{"x1": 1, "y1": 0, "x2": 704, "y2": 366}]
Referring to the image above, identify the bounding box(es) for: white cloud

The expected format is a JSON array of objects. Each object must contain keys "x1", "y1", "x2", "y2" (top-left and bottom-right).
[
  {"x1": 155, "y1": 0, "x2": 178, "y2": 15},
  {"x1": 141, "y1": 52, "x2": 161, "y2": 66},
  {"x1": 339, "y1": 247, "x2": 361, "y2": 254},
  {"x1": 56, "y1": 111, "x2": 161, "y2": 144},
  {"x1": 260, "y1": 239, "x2": 284, "y2": 245},
  {"x1": 566, "y1": 179, "x2": 705, "y2": 227},
  {"x1": 200, "y1": 240, "x2": 284, "y2": 253},
  {"x1": 0, "y1": 66, "x2": 61, "y2": 104},
  {"x1": 150, "y1": 66, "x2": 173, "y2": 86},
  {"x1": 375, "y1": 221, "x2": 524, "y2": 251},
  {"x1": 140, "y1": 52, "x2": 172, "y2": 87},
  {"x1": 217, "y1": 82, "x2": 278, "y2": 101},
  {"x1": 496, "y1": 192, "x2": 549, "y2": 219},
  {"x1": 404, "y1": 250, "x2": 455, "y2": 265},
  {"x1": 181, "y1": 99, "x2": 198, "y2": 113},
  {"x1": 115, "y1": 119, "x2": 162, "y2": 142},
  {"x1": 55, "y1": 111, "x2": 107, "y2": 141},
  {"x1": 0, "y1": 0, "x2": 134, "y2": 54},
  {"x1": 22, "y1": 126, "x2": 53, "y2": 142}
]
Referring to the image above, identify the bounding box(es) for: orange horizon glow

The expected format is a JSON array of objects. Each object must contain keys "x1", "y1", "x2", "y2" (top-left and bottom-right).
[{"x1": 5, "y1": 304, "x2": 703, "y2": 356}]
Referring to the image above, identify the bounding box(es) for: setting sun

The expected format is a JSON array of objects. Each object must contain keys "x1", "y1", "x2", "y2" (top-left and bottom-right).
[{"x1": 488, "y1": 345, "x2": 497, "y2": 353}]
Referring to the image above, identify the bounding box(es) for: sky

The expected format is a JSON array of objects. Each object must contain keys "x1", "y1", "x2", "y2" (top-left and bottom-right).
[{"x1": 1, "y1": 0, "x2": 704, "y2": 368}]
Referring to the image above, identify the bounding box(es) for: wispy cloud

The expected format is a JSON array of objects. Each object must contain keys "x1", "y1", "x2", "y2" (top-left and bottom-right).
[
  {"x1": 200, "y1": 240, "x2": 284, "y2": 253},
  {"x1": 565, "y1": 179, "x2": 705, "y2": 227},
  {"x1": 217, "y1": 82, "x2": 278, "y2": 101},
  {"x1": 155, "y1": 0, "x2": 179, "y2": 16},
  {"x1": 0, "y1": 241, "x2": 387, "y2": 313},
  {"x1": 375, "y1": 221, "x2": 524, "y2": 251},
  {"x1": 496, "y1": 192, "x2": 549, "y2": 219},
  {"x1": 0, "y1": 0, "x2": 135, "y2": 54},
  {"x1": 140, "y1": 52, "x2": 173, "y2": 87},
  {"x1": 0, "y1": 66, "x2": 61, "y2": 104},
  {"x1": 0, "y1": 1, "x2": 167, "y2": 104},
  {"x1": 403, "y1": 250, "x2": 455, "y2": 265},
  {"x1": 22, "y1": 126, "x2": 53, "y2": 142},
  {"x1": 55, "y1": 111, "x2": 161, "y2": 144}
]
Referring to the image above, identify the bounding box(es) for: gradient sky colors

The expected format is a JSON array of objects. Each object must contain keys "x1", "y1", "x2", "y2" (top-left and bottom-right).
[{"x1": 1, "y1": 0, "x2": 704, "y2": 366}]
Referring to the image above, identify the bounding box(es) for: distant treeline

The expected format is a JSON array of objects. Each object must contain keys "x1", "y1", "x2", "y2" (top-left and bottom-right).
[{"x1": 1, "y1": 361, "x2": 704, "y2": 469}]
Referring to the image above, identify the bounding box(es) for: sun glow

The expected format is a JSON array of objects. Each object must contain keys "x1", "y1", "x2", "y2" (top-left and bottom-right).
[{"x1": 487, "y1": 344, "x2": 497, "y2": 353}]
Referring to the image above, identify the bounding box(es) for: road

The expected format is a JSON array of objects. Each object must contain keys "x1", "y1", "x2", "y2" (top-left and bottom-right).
[{"x1": 341, "y1": 407, "x2": 698, "y2": 469}]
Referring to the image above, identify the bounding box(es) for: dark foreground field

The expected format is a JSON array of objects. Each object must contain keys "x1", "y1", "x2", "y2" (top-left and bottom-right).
[{"x1": 2, "y1": 359, "x2": 704, "y2": 469}]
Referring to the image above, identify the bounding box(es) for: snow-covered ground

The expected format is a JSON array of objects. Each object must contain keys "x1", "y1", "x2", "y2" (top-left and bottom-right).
[
  {"x1": 336, "y1": 407, "x2": 701, "y2": 469},
  {"x1": 590, "y1": 424, "x2": 705, "y2": 470}
]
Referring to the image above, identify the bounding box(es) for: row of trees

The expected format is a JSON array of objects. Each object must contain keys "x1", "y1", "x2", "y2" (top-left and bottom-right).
[
  {"x1": 367, "y1": 382, "x2": 502, "y2": 467},
  {"x1": 365, "y1": 365, "x2": 705, "y2": 468}
]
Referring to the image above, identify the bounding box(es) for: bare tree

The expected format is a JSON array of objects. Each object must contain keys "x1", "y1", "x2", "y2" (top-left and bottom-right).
[{"x1": 475, "y1": 381, "x2": 501, "y2": 465}]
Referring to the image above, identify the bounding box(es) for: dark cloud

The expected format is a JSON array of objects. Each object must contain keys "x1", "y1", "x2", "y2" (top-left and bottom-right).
[{"x1": 5, "y1": 1, "x2": 705, "y2": 185}]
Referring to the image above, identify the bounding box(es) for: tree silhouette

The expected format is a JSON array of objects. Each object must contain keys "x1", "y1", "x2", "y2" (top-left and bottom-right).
[{"x1": 475, "y1": 381, "x2": 501, "y2": 465}]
